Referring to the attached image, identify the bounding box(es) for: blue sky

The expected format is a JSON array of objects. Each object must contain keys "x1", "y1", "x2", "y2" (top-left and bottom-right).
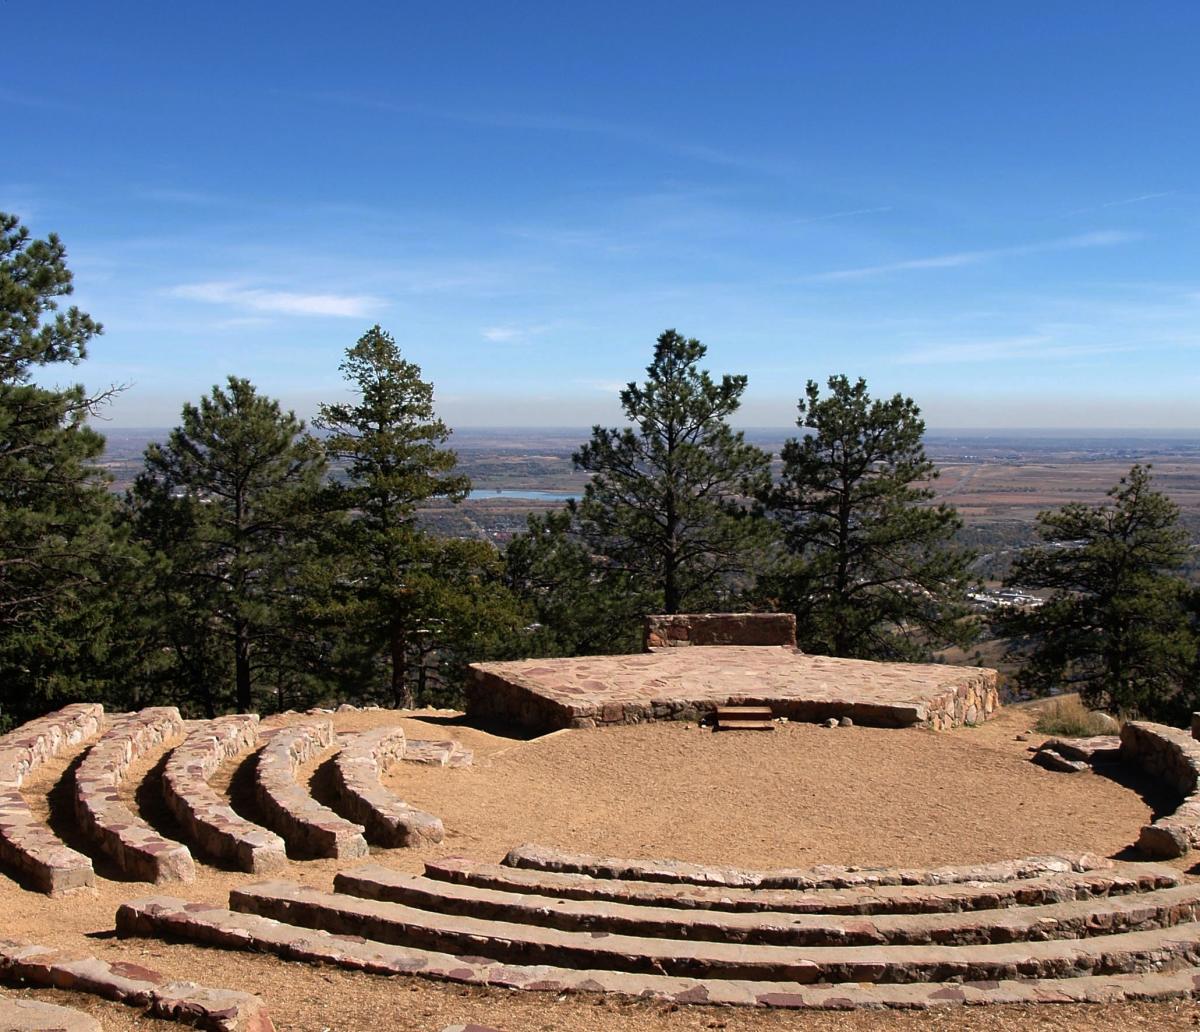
[{"x1": 5, "y1": 2, "x2": 1199, "y2": 428}]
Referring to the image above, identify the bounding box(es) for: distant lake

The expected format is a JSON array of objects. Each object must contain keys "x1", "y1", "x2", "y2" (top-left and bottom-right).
[{"x1": 468, "y1": 489, "x2": 577, "y2": 501}]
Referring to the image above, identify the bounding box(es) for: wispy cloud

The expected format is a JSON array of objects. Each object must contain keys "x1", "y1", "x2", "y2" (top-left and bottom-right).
[
  {"x1": 808, "y1": 231, "x2": 1137, "y2": 282},
  {"x1": 1062, "y1": 192, "x2": 1175, "y2": 217},
  {"x1": 793, "y1": 206, "x2": 893, "y2": 225},
  {"x1": 170, "y1": 281, "x2": 383, "y2": 318},
  {"x1": 288, "y1": 91, "x2": 797, "y2": 178}
]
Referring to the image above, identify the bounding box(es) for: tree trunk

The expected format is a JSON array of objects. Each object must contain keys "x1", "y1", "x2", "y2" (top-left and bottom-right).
[
  {"x1": 391, "y1": 622, "x2": 413, "y2": 709},
  {"x1": 234, "y1": 619, "x2": 252, "y2": 712}
]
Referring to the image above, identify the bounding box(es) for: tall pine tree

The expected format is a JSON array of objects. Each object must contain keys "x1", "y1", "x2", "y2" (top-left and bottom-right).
[
  {"x1": 130, "y1": 378, "x2": 330, "y2": 713},
  {"x1": 317, "y1": 326, "x2": 522, "y2": 708},
  {"x1": 572, "y1": 329, "x2": 772, "y2": 615},
  {"x1": 762, "y1": 375, "x2": 975, "y2": 660},
  {"x1": 0, "y1": 212, "x2": 133, "y2": 724}
]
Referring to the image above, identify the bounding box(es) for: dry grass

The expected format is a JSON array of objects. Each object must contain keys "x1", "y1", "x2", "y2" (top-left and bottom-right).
[{"x1": 1034, "y1": 696, "x2": 1119, "y2": 738}]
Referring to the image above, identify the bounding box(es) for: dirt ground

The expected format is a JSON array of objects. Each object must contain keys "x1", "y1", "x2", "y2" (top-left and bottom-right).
[{"x1": 3, "y1": 701, "x2": 1198, "y2": 1032}]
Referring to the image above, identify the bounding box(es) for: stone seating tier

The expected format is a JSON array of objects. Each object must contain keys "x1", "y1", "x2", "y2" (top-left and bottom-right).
[
  {"x1": 72, "y1": 707, "x2": 196, "y2": 884},
  {"x1": 334, "y1": 864, "x2": 1200, "y2": 947},
  {"x1": 114, "y1": 894, "x2": 1200, "y2": 1010},
  {"x1": 0, "y1": 703, "x2": 102, "y2": 894},
  {"x1": 329, "y1": 727, "x2": 445, "y2": 847},
  {"x1": 229, "y1": 878, "x2": 1200, "y2": 981},
  {"x1": 162, "y1": 714, "x2": 287, "y2": 873},
  {"x1": 421, "y1": 855, "x2": 1179, "y2": 915},
  {"x1": 252, "y1": 722, "x2": 368, "y2": 860},
  {"x1": 501, "y1": 843, "x2": 1111, "y2": 890}
]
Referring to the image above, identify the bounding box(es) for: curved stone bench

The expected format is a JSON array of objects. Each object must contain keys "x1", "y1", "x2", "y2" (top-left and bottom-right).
[
  {"x1": 73, "y1": 707, "x2": 195, "y2": 884},
  {"x1": 162, "y1": 715, "x2": 287, "y2": 873},
  {"x1": 330, "y1": 727, "x2": 444, "y2": 847},
  {"x1": 253, "y1": 722, "x2": 367, "y2": 860},
  {"x1": 1120, "y1": 720, "x2": 1200, "y2": 859},
  {"x1": 0, "y1": 938, "x2": 274, "y2": 1030},
  {"x1": 229, "y1": 879, "x2": 1200, "y2": 982},
  {"x1": 423, "y1": 856, "x2": 1177, "y2": 915},
  {"x1": 502, "y1": 843, "x2": 1113, "y2": 890},
  {"x1": 0, "y1": 703, "x2": 102, "y2": 894},
  {"x1": 334, "y1": 864, "x2": 1200, "y2": 947},
  {"x1": 115, "y1": 895, "x2": 1200, "y2": 1011}
]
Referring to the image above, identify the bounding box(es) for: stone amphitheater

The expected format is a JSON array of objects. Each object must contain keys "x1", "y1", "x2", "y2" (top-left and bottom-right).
[{"x1": 1, "y1": 614, "x2": 1200, "y2": 1030}]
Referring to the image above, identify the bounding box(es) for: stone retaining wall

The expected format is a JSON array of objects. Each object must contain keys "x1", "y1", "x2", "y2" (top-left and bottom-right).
[
  {"x1": 73, "y1": 707, "x2": 196, "y2": 884},
  {"x1": 643, "y1": 613, "x2": 797, "y2": 649},
  {"x1": 330, "y1": 727, "x2": 444, "y2": 847},
  {"x1": 253, "y1": 723, "x2": 368, "y2": 860},
  {"x1": 0, "y1": 703, "x2": 102, "y2": 894},
  {"x1": 1120, "y1": 720, "x2": 1200, "y2": 859},
  {"x1": 162, "y1": 715, "x2": 287, "y2": 873}
]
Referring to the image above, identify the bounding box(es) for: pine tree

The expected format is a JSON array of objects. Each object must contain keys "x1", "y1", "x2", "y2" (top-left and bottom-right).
[
  {"x1": 999, "y1": 464, "x2": 1195, "y2": 719},
  {"x1": 762, "y1": 375, "x2": 975, "y2": 660},
  {"x1": 0, "y1": 212, "x2": 133, "y2": 724},
  {"x1": 572, "y1": 329, "x2": 772, "y2": 614},
  {"x1": 129, "y1": 377, "x2": 331, "y2": 713},
  {"x1": 316, "y1": 325, "x2": 521, "y2": 707},
  {"x1": 503, "y1": 509, "x2": 645, "y2": 657}
]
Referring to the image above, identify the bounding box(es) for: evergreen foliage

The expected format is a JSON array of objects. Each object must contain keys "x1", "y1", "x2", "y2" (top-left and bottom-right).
[
  {"x1": 129, "y1": 378, "x2": 332, "y2": 714},
  {"x1": 571, "y1": 330, "x2": 773, "y2": 615},
  {"x1": 762, "y1": 375, "x2": 975, "y2": 660},
  {"x1": 0, "y1": 212, "x2": 133, "y2": 725},
  {"x1": 999, "y1": 464, "x2": 1196, "y2": 719},
  {"x1": 316, "y1": 326, "x2": 525, "y2": 707},
  {"x1": 503, "y1": 509, "x2": 644, "y2": 657}
]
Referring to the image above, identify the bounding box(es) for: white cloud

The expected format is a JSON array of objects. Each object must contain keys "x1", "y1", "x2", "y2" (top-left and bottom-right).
[
  {"x1": 894, "y1": 334, "x2": 1143, "y2": 366},
  {"x1": 809, "y1": 231, "x2": 1137, "y2": 282},
  {"x1": 170, "y1": 281, "x2": 382, "y2": 318},
  {"x1": 481, "y1": 326, "x2": 524, "y2": 342}
]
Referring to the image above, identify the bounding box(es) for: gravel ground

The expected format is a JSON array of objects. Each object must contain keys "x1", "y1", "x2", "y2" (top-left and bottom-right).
[{"x1": 2, "y1": 702, "x2": 1196, "y2": 1031}]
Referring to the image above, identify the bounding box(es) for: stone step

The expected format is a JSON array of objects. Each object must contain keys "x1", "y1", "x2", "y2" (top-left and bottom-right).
[
  {"x1": 715, "y1": 706, "x2": 774, "y2": 719},
  {"x1": 423, "y1": 856, "x2": 1180, "y2": 915},
  {"x1": 717, "y1": 718, "x2": 775, "y2": 731},
  {"x1": 0, "y1": 999, "x2": 101, "y2": 1031},
  {"x1": 335, "y1": 865, "x2": 1200, "y2": 947},
  {"x1": 1033, "y1": 748, "x2": 1090, "y2": 774},
  {"x1": 1045, "y1": 736, "x2": 1122, "y2": 764},
  {"x1": 402, "y1": 739, "x2": 473, "y2": 768},
  {"x1": 501, "y1": 842, "x2": 1114, "y2": 890},
  {"x1": 116, "y1": 896, "x2": 1200, "y2": 1009},
  {"x1": 227, "y1": 879, "x2": 1200, "y2": 983}
]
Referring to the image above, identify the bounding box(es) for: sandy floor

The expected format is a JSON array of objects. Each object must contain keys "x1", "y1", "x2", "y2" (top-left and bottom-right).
[{"x1": 1, "y1": 702, "x2": 1196, "y2": 1031}]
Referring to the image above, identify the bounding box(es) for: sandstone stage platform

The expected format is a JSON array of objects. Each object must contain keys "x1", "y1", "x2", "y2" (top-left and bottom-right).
[{"x1": 468, "y1": 646, "x2": 999, "y2": 733}]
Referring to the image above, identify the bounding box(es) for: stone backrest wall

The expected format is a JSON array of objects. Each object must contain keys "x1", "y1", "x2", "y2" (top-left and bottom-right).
[
  {"x1": 0, "y1": 703, "x2": 103, "y2": 788},
  {"x1": 330, "y1": 727, "x2": 445, "y2": 847},
  {"x1": 0, "y1": 703, "x2": 103, "y2": 895},
  {"x1": 644, "y1": 613, "x2": 797, "y2": 650},
  {"x1": 162, "y1": 714, "x2": 288, "y2": 874},
  {"x1": 253, "y1": 722, "x2": 368, "y2": 860},
  {"x1": 73, "y1": 707, "x2": 196, "y2": 884},
  {"x1": 1120, "y1": 720, "x2": 1200, "y2": 859}
]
